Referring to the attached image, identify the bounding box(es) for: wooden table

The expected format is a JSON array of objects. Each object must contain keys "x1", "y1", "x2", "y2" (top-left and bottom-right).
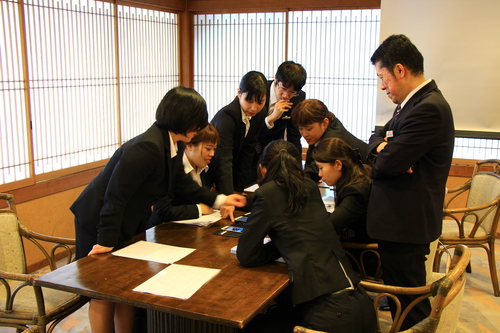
[{"x1": 34, "y1": 221, "x2": 289, "y2": 332}]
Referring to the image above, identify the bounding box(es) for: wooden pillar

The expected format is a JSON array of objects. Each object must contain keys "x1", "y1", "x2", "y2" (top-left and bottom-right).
[{"x1": 178, "y1": 9, "x2": 194, "y2": 88}]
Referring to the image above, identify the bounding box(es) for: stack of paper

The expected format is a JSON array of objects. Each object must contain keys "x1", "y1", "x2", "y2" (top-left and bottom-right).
[
  {"x1": 171, "y1": 210, "x2": 221, "y2": 227},
  {"x1": 112, "y1": 241, "x2": 221, "y2": 299}
]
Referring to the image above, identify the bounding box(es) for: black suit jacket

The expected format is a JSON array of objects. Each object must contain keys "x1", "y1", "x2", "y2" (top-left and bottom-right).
[
  {"x1": 330, "y1": 182, "x2": 373, "y2": 243},
  {"x1": 304, "y1": 118, "x2": 368, "y2": 181},
  {"x1": 237, "y1": 178, "x2": 359, "y2": 305},
  {"x1": 70, "y1": 123, "x2": 218, "y2": 248},
  {"x1": 147, "y1": 167, "x2": 214, "y2": 227},
  {"x1": 257, "y1": 81, "x2": 306, "y2": 154},
  {"x1": 210, "y1": 97, "x2": 266, "y2": 194},
  {"x1": 366, "y1": 80, "x2": 454, "y2": 244}
]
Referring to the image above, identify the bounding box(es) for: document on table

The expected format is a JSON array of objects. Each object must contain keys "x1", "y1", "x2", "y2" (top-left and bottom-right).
[
  {"x1": 171, "y1": 210, "x2": 221, "y2": 227},
  {"x1": 231, "y1": 238, "x2": 285, "y2": 263},
  {"x1": 133, "y1": 263, "x2": 221, "y2": 299},
  {"x1": 244, "y1": 184, "x2": 259, "y2": 192},
  {"x1": 112, "y1": 240, "x2": 195, "y2": 264},
  {"x1": 323, "y1": 196, "x2": 335, "y2": 212}
]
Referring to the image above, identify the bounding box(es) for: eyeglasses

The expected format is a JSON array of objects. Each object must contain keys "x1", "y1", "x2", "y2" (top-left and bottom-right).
[{"x1": 276, "y1": 82, "x2": 299, "y2": 98}]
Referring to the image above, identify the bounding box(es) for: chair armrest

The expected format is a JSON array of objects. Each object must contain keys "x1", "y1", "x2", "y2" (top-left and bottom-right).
[
  {"x1": 24, "y1": 229, "x2": 76, "y2": 245},
  {"x1": 18, "y1": 222, "x2": 76, "y2": 245},
  {"x1": 0, "y1": 270, "x2": 46, "y2": 313},
  {"x1": 17, "y1": 221, "x2": 77, "y2": 270},
  {"x1": 443, "y1": 197, "x2": 500, "y2": 215},
  {"x1": 340, "y1": 242, "x2": 378, "y2": 250},
  {"x1": 294, "y1": 326, "x2": 326, "y2": 333},
  {"x1": 445, "y1": 180, "x2": 470, "y2": 194},
  {"x1": 360, "y1": 280, "x2": 432, "y2": 296},
  {"x1": 0, "y1": 270, "x2": 38, "y2": 284},
  {"x1": 443, "y1": 180, "x2": 471, "y2": 209}
]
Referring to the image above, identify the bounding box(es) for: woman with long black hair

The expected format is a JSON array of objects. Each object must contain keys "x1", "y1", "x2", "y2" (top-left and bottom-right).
[
  {"x1": 313, "y1": 137, "x2": 374, "y2": 243},
  {"x1": 237, "y1": 140, "x2": 376, "y2": 333}
]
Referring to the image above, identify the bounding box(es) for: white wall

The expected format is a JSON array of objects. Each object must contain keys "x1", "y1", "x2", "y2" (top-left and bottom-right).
[{"x1": 377, "y1": 0, "x2": 500, "y2": 135}]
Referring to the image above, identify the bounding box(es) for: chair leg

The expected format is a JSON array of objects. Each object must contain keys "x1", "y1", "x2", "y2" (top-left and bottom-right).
[{"x1": 486, "y1": 243, "x2": 500, "y2": 297}]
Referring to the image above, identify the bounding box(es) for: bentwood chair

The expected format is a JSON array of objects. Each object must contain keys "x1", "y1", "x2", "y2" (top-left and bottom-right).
[
  {"x1": 340, "y1": 241, "x2": 382, "y2": 282},
  {"x1": 435, "y1": 159, "x2": 500, "y2": 296},
  {"x1": 341, "y1": 238, "x2": 439, "y2": 284},
  {"x1": 0, "y1": 193, "x2": 88, "y2": 333},
  {"x1": 294, "y1": 244, "x2": 471, "y2": 333}
]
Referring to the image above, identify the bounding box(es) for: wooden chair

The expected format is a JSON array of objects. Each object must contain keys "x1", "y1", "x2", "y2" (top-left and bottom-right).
[
  {"x1": 340, "y1": 241, "x2": 382, "y2": 281},
  {"x1": 294, "y1": 326, "x2": 325, "y2": 333},
  {"x1": 293, "y1": 244, "x2": 470, "y2": 333},
  {"x1": 341, "y1": 239, "x2": 439, "y2": 284},
  {"x1": 0, "y1": 193, "x2": 88, "y2": 333},
  {"x1": 436, "y1": 159, "x2": 500, "y2": 296}
]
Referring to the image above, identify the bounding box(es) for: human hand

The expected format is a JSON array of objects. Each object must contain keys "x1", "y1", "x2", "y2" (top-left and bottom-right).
[
  {"x1": 220, "y1": 205, "x2": 236, "y2": 221},
  {"x1": 404, "y1": 166, "x2": 414, "y2": 174},
  {"x1": 376, "y1": 141, "x2": 388, "y2": 153},
  {"x1": 199, "y1": 203, "x2": 214, "y2": 215},
  {"x1": 88, "y1": 244, "x2": 113, "y2": 256},
  {"x1": 268, "y1": 100, "x2": 293, "y2": 123},
  {"x1": 225, "y1": 194, "x2": 247, "y2": 208}
]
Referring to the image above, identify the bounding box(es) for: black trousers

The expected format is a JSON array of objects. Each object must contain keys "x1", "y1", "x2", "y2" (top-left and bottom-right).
[
  {"x1": 298, "y1": 285, "x2": 377, "y2": 333},
  {"x1": 242, "y1": 285, "x2": 376, "y2": 333},
  {"x1": 377, "y1": 240, "x2": 431, "y2": 330}
]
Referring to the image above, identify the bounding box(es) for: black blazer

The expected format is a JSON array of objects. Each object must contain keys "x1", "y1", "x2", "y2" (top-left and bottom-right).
[
  {"x1": 147, "y1": 168, "x2": 215, "y2": 227},
  {"x1": 211, "y1": 97, "x2": 266, "y2": 194},
  {"x1": 256, "y1": 81, "x2": 306, "y2": 154},
  {"x1": 366, "y1": 80, "x2": 454, "y2": 244},
  {"x1": 70, "y1": 123, "x2": 218, "y2": 248},
  {"x1": 330, "y1": 182, "x2": 373, "y2": 243},
  {"x1": 237, "y1": 178, "x2": 359, "y2": 305},
  {"x1": 304, "y1": 118, "x2": 368, "y2": 181}
]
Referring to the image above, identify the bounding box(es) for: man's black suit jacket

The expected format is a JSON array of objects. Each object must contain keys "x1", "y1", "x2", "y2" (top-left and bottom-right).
[{"x1": 367, "y1": 80, "x2": 454, "y2": 244}]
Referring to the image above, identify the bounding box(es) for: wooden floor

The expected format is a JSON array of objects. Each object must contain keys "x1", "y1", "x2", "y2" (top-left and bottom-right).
[{"x1": 1, "y1": 240, "x2": 499, "y2": 333}]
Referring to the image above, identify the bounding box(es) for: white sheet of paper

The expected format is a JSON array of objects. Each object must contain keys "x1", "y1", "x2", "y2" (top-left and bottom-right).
[
  {"x1": 133, "y1": 264, "x2": 221, "y2": 299},
  {"x1": 231, "y1": 238, "x2": 285, "y2": 263},
  {"x1": 323, "y1": 196, "x2": 335, "y2": 212},
  {"x1": 112, "y1": 240, "x2": 195, "y2": 264},
  {"x1": 171, "y1": 210, "x2": 221, "y2": 227},
  {"x1": 244, "y1": 184, "x2": 259, "y2": 192}
]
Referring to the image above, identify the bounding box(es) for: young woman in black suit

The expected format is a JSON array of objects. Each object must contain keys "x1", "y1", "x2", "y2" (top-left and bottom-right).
[
  {"x1": 210, "y1": 71, "x2": 268, "y2": 194},
  {"x1": 312, "y1": 137, "x2": 374, "y2": 243},
  {"x1": 237, "y1": 140, "x2": 376, "y2": 333},
  {"x1": 147, "y1": 124, "x2": 220, "y2": 226},
  {"x1": 71, "y1": 86, "x2": 246, "y2": 333},
  {"x1": 291, "y1": 99, "x2": 368, "y2": 182}
]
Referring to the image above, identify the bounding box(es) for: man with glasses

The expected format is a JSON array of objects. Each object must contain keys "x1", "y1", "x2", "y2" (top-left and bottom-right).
[{"x1": 253, "y1": 61, "x2": 307, "y2": 171}]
